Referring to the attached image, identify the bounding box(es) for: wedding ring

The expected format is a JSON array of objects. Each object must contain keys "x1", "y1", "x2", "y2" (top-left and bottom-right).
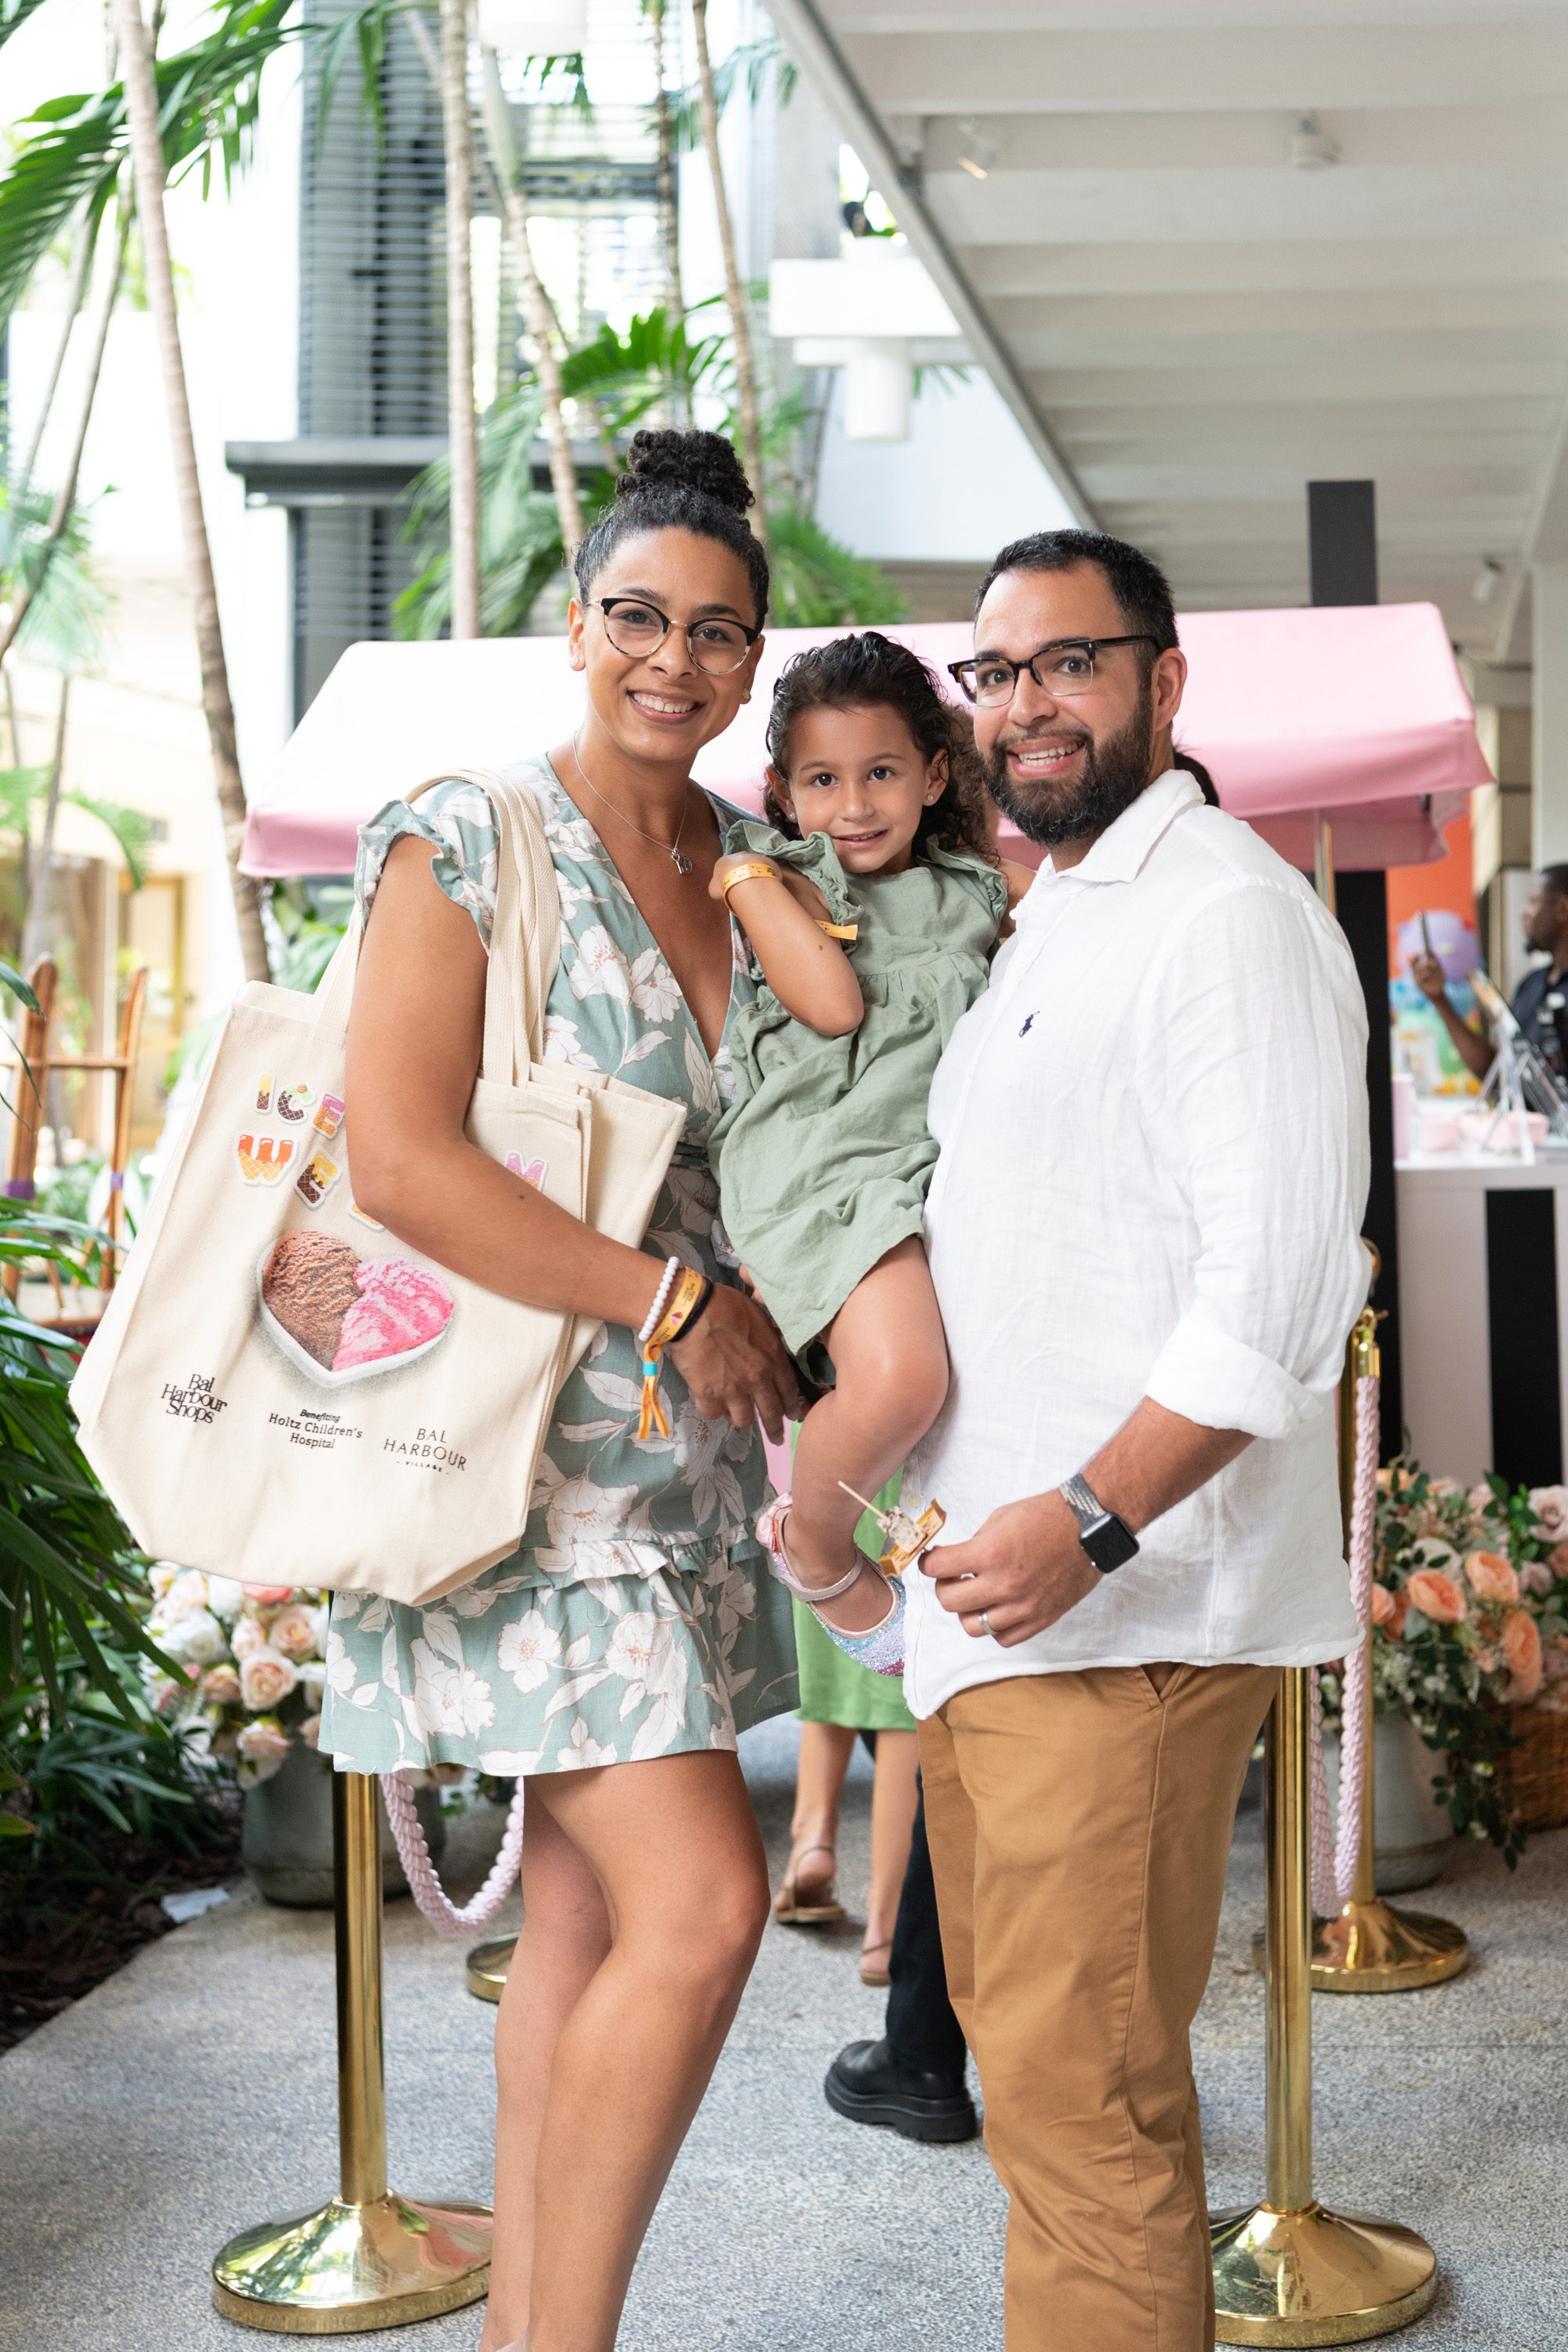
[{"x1": 978, "y1": 1608, "x2": 994, "y2": 1639}]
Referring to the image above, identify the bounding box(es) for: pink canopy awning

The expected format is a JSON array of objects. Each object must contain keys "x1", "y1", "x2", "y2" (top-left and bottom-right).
[{"x1": 240, "y1": 601, "x2": 1489, "y2": 878}]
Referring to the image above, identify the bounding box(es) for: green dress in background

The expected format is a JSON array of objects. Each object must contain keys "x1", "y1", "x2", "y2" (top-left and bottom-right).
[{"x1": 713, "y1": 820, "x2": 1007, "y2": 1356}]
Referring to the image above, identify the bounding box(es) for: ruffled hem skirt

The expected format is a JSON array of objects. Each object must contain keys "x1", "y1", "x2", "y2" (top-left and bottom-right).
[{"x1": 318, "y1": 1535, "x2": 799, "y2": 1776}]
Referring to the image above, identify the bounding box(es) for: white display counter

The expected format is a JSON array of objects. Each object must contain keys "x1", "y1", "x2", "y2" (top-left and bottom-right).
[{"x1": 1396, "y1": 1149, "x2": 1568, "y2": 1486}]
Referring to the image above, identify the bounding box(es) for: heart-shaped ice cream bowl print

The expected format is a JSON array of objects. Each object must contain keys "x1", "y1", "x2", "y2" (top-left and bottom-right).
[{"x1": 255, "y1": 1234, "x2": 456, "y2": 1390}]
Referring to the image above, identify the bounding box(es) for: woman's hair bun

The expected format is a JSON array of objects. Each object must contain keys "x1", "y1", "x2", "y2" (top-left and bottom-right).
[{"x1": 615, "y1": 427, "x2": 755, "y2": 517}]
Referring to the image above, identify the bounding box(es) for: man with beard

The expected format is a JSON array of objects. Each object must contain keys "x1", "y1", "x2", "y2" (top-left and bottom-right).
[{"x1": 900, "y1": 530, "x2": 1370, "y2": 2350}]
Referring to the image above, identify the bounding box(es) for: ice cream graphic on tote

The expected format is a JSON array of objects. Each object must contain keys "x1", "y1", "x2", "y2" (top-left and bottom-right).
[
  {"x1": 238, "y1": 1134, "x2": 296, "y2": 1185},
  {"x1": 258, "y1": 1232, "x2": 455, "y2": 1387}
]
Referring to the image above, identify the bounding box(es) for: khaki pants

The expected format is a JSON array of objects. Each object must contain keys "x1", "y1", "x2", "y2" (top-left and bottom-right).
[{"x1": 919, "y1": 1662, "x2": 1279, "y2": 2352}]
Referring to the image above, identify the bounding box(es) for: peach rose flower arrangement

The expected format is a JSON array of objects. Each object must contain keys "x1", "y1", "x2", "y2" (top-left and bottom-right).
[{"x1": 1356, "y1": 1460, "x2": 1568, "y2": 1864}]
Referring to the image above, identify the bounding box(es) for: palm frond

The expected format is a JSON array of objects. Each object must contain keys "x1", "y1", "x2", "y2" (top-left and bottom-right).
[
  {"x1": 0, "y1": 764, "x2": 50, "y2": 837},
  {"x1": 0, "y1": 485, "x2": 107, "y2": 672},
  {"x1": 308, "y1": 0, "x2": 423, "y2": 159},
  {"x1": 670, "y1": 34, "x2": 794, "y2": 151},
  {"x1": 396, "y1": 382, "x2": 579, "y2": 640},
  {"x1": 766, "y1": 510, "x2": 909, "y2": 629},
  {"x1": 0, "y1": 0, "x2": 295, "y2": 328},
  {"x1": 0, "y1": 0, "x2": 50, "y2": 50},
  {"x1": 0, "y1": 957, "x2": 38, "y2": 1012},
  {"x1": 561, "y1": 307, "x2": 729, "y2": 431},
  {"x1": 513, "y1": 49, "x2": 592, "y2": 111},
  {"x1": 63, "y1": 790, "x2": 154, "y2": 887}
]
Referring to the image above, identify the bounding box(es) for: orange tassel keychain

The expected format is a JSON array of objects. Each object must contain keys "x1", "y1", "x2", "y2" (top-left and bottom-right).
[{"x1": 637, "y1": 1266, "x2": 713, "y2": 1439}]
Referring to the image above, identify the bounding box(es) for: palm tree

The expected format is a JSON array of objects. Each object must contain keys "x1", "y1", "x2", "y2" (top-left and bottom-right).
[
  {"x1": 0, "y1": 205, "x2": 129, "y2": 667},
  {"x1": 107, "y1": 0, "x2": 272, "y2": 982},
  {"x1": 475, "y1": 45, "x2": 585, "y2": 559},
  {"x1": 13, "y1": 211, "x2": 96, "y2": 499},
  {"x1": 399, "y1": 13, "x2": 585, "y2": 564},
  {"x1": 438, "y1": 0, "x2": 481, "y2": 638},
  {"x1": 688, "y1": 0, "x2": 765, "y2": 545}
]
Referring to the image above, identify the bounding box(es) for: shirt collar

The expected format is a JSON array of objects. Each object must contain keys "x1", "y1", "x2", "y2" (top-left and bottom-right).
[{"x1": 1020, "y1": 768, "x2": 1204, "y2": 910}]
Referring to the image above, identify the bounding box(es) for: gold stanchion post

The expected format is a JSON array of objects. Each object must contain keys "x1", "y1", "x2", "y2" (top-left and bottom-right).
[
  {"x1": 1310, "y1": 1312, "x2": 1468, "y2": 1992},
  {"x1": 1214, "y1": 1311, "x2": 1443, "y2": 2340},
  {"x1": 212, "y1": 1772, "x2": 493, "y2": 2332},
  {"x1": 1210, "y1": 1670, "x2": 1439, "y2": 2343},
  {"x1": 466, "y1": 1935, "x2": 513, "y2": 2003}
]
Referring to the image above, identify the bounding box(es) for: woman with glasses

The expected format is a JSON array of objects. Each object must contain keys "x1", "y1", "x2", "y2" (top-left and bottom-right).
[{"x1": 321, "y1": 430, "x2": 807, "y2": 2352}]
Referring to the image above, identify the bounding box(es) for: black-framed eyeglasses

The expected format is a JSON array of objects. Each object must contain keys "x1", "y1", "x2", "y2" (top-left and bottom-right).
[
  {"x1": 948, "y1": 635, "x2": 1156, "y2": 707},
  {"x1": 588, "y1": 595, "x2": 760, "y2": 675}
]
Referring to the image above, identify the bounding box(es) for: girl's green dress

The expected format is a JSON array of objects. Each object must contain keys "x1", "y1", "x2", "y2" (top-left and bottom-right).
[{"x1": 713, "y1": 820, "x2": 1007, "y2": 1356}]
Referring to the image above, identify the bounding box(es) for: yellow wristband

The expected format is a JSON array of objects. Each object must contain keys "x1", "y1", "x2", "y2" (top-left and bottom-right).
[{"x1": 720, "y1": 860, "x2": 780, "y2": 909}]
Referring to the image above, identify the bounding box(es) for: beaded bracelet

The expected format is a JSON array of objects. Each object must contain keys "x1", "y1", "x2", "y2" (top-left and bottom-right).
[
  {"x1": 637, "y1": 1266, "x2": 713, "y2": 1439},
  {"x1": 637, "y1": 1255, "x2": 681, "y2": 1348}
]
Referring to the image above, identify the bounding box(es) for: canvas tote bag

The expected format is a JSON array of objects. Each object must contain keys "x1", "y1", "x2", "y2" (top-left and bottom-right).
[{"x1": 70, "y1": 767, "x2": 685, "y2": 1603}]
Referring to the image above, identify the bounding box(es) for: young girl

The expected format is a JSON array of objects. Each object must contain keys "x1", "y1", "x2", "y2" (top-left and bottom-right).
[{"x1": 711, "y1": 633, "x2": 1031, "y2": 1671}]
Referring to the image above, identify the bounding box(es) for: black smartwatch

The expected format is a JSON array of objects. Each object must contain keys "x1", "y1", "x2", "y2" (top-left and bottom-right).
[{"x1": 1058, "y1": 1472, "x2": 1140, "y2": 1576}]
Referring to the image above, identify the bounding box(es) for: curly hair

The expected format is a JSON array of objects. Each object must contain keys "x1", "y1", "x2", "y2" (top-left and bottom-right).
[
  {"x1": 574, "y1": 427, "x2": 769, "y2": 626},
  {"x1": 762, "y1": 632, "x2": 998, "y2": 866}
]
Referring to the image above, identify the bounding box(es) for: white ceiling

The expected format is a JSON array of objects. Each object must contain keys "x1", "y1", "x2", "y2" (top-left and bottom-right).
[{"x1": 765, "y1": 0, "x2": 1568, "y2": 655}]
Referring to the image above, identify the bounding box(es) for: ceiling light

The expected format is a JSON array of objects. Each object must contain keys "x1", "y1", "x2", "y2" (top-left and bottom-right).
[
  {"x1": 1289, "y1": 113, "x2": 1339, "y2": 171},
  {"x1": 1472, "y1": 557, "x2": 1505, "y2": 605}
]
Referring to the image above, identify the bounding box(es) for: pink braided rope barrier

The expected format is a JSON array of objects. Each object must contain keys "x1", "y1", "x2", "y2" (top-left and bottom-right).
[
  {"x1": 1308, "y1": 1363, "x2": 1380, "y2": 1916},
  {"x1": 383, "y1": 1769, "x2": 528, "y2": 1938}
]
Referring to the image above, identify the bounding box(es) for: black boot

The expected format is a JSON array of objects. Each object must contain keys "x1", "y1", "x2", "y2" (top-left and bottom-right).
[{"x1": 824, "y1": 2037, "x2": 978, "y2": 2144}]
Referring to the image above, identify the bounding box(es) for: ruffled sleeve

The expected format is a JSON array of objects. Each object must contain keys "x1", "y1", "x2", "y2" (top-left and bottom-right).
[
  {"x1": 722, "y1": 816, "x2": 858, "y2": 931},
  {"x1": 355, "y1": 778, "x2": 503, "y2": 949},
  {"x1": 924, "y1": 840, "x2": 1009, "y2": 936}
]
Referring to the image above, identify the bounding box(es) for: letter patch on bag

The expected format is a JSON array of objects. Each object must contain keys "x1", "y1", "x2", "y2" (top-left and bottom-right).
[
  {"x1": 237, "y1": 1134, "x2": 296, "y2": 1184},
  {"x1": 505, "y1": 1152, "x2": 548, "y2": 1192},
  {"x1": 296, "y1": 1151, "x2": 343, "y2": 1208}
]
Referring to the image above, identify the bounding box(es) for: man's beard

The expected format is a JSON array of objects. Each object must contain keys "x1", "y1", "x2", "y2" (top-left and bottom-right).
[{"x1": 983, "y1": 677, "x2": 1154, "y2": 849}]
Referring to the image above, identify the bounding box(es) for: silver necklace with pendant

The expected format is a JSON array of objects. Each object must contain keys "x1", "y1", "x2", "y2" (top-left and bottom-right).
[{"x1": 571, "y1": 733, "x2": 696, "y2": 876}]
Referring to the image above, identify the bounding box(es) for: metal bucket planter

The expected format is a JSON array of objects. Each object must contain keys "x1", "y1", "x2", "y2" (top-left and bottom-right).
[
  {"x1": 1323, "y1": 1711, "x2": 1454, "y2": 1893},
  {"x1": 241, "y1": 1738, "x2": 446, "y2": 1907}
]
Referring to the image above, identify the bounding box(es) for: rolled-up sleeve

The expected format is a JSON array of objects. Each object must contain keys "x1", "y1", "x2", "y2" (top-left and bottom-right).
[{"x1": 1140, "y1": 877, "x2": 1370, "y2": 1440}]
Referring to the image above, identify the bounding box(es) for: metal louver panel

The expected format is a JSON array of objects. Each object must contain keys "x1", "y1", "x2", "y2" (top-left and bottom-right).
[{"x1": 292, "y1": 4, "x2": 447, "y2": 719}]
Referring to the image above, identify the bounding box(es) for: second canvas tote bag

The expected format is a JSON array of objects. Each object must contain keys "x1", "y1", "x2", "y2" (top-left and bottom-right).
[{"x1": 70, "y1": 768, "x2": 685, "y2": 1603}]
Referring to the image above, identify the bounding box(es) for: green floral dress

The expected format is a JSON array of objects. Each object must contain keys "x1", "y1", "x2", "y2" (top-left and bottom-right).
[{"x1": 318, "y1": 760, "x2": 797, "y2": 1777}]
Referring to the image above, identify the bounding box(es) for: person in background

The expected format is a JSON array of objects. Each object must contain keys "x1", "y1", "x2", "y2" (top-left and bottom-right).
[
  {"x1": 824, "y1": 1780, "x2": 979, "y2": 2144},
  {"x1": 1413, "y1": 864, "x2": 1568, "y2": 1085},
  {"x1": 773, "y1": 1483, "x2": 920, "y2": 1984}
]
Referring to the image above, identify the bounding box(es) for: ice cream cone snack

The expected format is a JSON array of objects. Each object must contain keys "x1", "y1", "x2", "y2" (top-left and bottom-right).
[{"x1": 837, "y1": 1483, "x2": 947, "y2": 1576}]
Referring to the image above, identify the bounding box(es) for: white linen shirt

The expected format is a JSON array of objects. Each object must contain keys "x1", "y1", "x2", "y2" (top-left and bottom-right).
[{"x1": 904, "y1": 768, "x2": 1369, "y2": 1719}]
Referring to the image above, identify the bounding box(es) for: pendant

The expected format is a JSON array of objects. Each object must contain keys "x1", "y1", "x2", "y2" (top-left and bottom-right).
[{"x1": 671, "y1": 849, "x2": 694, "y2": 877}]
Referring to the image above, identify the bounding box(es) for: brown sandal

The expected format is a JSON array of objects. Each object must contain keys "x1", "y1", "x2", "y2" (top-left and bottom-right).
[
  {"x1": 772, "y1": 1840, "x2": 847, "y2": 1926},
  {"x1": 859, "y1": 1936, "x2": 893, "y2": 1987}
]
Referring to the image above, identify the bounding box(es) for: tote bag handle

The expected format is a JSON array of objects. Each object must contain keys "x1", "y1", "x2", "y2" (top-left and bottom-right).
[{"x1": 306, "y1": 768, "x2": 560, "y2": 1084}]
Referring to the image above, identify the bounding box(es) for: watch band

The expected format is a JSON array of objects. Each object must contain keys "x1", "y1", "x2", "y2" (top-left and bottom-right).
[{"x1": 1059, "y1": 1472, "x2": 1104, "y2": 1532}]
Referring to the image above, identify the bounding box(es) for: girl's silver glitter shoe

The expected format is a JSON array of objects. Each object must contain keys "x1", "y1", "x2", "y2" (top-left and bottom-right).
[{"x1": 757, "y1": 1497, "x2": 907, "y2": 1677}]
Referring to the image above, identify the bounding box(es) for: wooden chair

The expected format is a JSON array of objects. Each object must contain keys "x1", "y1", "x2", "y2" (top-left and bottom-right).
[
  {"x1": 2, "y1": 958, "x2": 149, "y2": 1329},
  {"x1": 2, "y1": 956, "x2": 57, "y2": 1305}
]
